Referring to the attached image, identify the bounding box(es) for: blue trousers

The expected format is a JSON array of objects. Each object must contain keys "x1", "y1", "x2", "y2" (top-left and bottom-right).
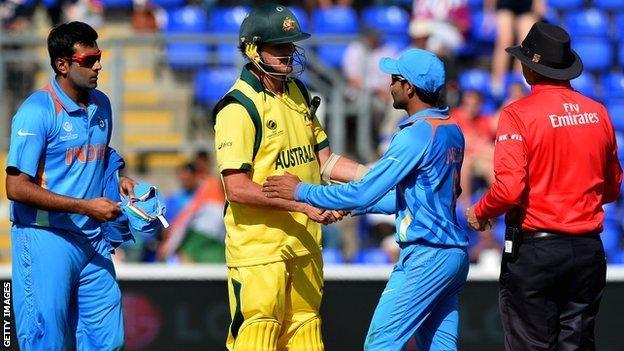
[
  {"x1": 11, "y1": 225, "x2": 124, "y2": 351},
  {"x1": 364, "y1": 244, "x2": 469, "y2": 351}
]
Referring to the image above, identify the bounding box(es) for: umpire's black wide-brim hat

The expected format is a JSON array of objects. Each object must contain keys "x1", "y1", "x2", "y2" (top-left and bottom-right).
[{"x1": 506, "y1": 22, "x2": 583, "y2": 81}]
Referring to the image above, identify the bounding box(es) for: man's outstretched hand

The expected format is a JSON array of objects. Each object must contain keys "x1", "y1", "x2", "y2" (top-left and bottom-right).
[
  {"x1": 263, "y1": 172, "x2": 301, "y2": 200},
  {"x1": 465, "y1": 206, "x2": 492, "y2": 231}
]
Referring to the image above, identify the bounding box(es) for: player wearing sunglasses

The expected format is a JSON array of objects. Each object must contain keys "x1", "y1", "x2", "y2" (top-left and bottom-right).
[{"x1": 5, "y1": 21, "x2": 135, "y2": 350}]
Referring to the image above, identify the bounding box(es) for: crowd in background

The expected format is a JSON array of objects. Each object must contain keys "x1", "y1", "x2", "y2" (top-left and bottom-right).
[{"x1": 1, "y1": 0, "x2": 623, "y2": 265}]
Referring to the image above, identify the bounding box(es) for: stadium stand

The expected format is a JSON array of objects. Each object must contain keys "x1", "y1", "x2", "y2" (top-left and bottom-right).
[
  {"x1": 0, "y1": 0, "x2": 623, "y2": 268},
  {"x1": 312, "y1": 6, "x2": 359, "y2": 68},
  {"x1": 164, "y1": 6, "x2": 211, "y2": 69}
]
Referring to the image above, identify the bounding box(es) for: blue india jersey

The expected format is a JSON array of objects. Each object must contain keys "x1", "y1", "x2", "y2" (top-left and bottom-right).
[
  {"x1": 297, "y1": 107, "x2": 468, "y2": 247},
  {"x1": 6, "y1": 77, "x2": 113, "y2": 238}
]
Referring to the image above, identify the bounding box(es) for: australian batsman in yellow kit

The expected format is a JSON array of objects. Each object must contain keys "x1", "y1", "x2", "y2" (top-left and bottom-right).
[{"x1": 213, "y1": 17, "x2": 329, "y2": 348}]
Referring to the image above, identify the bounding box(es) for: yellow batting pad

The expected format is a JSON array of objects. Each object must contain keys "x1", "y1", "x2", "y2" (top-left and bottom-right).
[
  {"x1": 234, "y1": 319, "x2": 280, "y2": 351},
  {"x1": 288, "y1": 317, "x2": 324, "y2": 351}
]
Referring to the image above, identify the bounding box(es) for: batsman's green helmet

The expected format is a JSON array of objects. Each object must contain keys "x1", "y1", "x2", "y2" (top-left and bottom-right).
[{"x1": 239, "y1": 3, "x2": 311, "y2": 45}]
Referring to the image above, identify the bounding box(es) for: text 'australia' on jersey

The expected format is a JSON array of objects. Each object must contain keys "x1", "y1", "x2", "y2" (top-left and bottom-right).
[{"x1": 213, "y1": 67, "x2": 329, "y2": 267}]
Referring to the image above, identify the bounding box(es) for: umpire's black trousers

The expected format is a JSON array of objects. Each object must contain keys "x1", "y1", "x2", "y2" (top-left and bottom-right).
[{"x1": 499, "y1": 232, "x2": 606, "y2": 351}]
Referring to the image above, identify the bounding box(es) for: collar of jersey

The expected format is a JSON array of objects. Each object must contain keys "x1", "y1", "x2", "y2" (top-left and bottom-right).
[
  {"x1": 240, "y1": 64, "x2": 265, "y2": 93},
  {"x1": 50, "y1": 77, "x2": 97, "y2": 113},
  {"x1": 398, "y1": 106, "x2": 450, "y2": 129},
  {"x1": 531, "y1": 81, "x2": 573, "y2": 94}
]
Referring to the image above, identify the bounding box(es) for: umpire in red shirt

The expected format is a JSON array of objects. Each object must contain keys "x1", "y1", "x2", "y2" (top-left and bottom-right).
[{"x1": 466, "y1": 22, "x2": 623, "y2": 351}]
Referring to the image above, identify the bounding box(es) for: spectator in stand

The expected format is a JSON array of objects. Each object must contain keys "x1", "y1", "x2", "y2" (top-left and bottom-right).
[
  {"x1": 412, "y1": 0, "x2": 471, "y2": 57},
  {"x1": 165, "y1": 163, "x2": 200, "y2": 223},
  {"x1": 193, "y1": 150, "x2": 212, "y2": 181},
  {"x1": 407, "y1": 19, "x2": 433, "y2": 51},
  {"x1": 451, "y1": 89, "x2": 495, "y2": 208},
  {"x1": 343, "y1": 27, "x2": 397, "y2": 116},
  {"x1": 490, "y1": 73, "x2": 530, "y2": 128},
  {"x1": 487, "y1": 0, "x2": 545, "y2": 98},
  {"x1": 157, "y1": 158, "x2": 226, "y2": 263},
  {"x1": 303, "y1": 0, "x2": 353, "y2": 12},
  {"x1": 343, "y1": 26, "x2": 398, "y2": 150}
]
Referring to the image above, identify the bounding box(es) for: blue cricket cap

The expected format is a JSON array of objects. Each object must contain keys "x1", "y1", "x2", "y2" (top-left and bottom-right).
[
  {"x1": 121, "y1": 182, "x2": 169, "y2": 237},
  {"x1": 379, "y1": 48, "x2": 445, "y2": 93}
]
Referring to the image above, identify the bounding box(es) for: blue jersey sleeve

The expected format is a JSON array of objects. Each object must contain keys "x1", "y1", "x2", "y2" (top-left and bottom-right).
[
  {"x1": 353, "y1": 189, "x2": 397, "y2": 215},
  {"x1": 6, "y1": 93, "x2": 53, "y2": 178},
  {"x1": 297, "y1": 123, "x2": 432, "y2": 210}
]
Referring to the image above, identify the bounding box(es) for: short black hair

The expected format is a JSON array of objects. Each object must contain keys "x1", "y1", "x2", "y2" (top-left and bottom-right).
[
  {"x1": 47, "y1": 21, "x2": 98, "y2": 74},
  {"x1": 180, "y1": 162, "x2": 197, "y2": 173},
  {"x1": 414, "y1": 86, "x2": 442, "y2": 107},
  {"x1": 195, "y1": 150, "x2": 209, "y2": 160}
]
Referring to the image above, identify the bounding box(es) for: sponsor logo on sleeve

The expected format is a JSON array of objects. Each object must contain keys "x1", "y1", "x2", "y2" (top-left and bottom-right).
[
  {"x1": 217, "y1": 141, "x2": 233, "y2": 150},
  {"x1": 17, "y1": 129, "x2": 35, "y2": 137}
]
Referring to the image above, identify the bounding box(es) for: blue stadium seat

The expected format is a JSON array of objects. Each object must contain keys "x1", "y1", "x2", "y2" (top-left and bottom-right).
[
  {"x1": 547, "y1": 0, "x2": 584, "y2": 11},
  {"x1": 201, "y1": 6, "x2": 245, "y2": 65},
  {"x1": 311, "y1": 6, "x2": 358, "y2": 68},
  {"x1": 316, "y1": 44, "x2": 349, "y2": 68},
  {"x1": 215, "y1": 43, "x2": 240, "y2": 66},
  {"x1": 362, "y1": 6, "x2": 410, "y2": 36},
  {"x1": 503, "y1": 72, "x2": 529, "y2": 97},
  {"x1": 470, "y1": 10, "x2": 497, "y2": 43},
  {"x1": 353, "y1": 248, "x2": 391, "y2": 265},
  {"x1": 41, "y1": 0, "x2": 59, "y2": 8},
  {"x1": 322, "y1": 248, "x2": 344, "y2": 265},
  {"x1": 571, "y1": 72, "x2": 597, "y2": 99},
  {"x1": 100, "y1": 0, "x2": 132, "y2": 9},
  {"x1": 151, "y1": 0, "x2": 185, "y2": 10},
  {"x1": 619, "y1": 40, "x2": 624, "y2": 67},
  {"x1": 595, "y1": 0, "x2": 624, "y2": 12},
  {"x1": 289, "y1": 6, "x2": 309, "y2": 32},
  {"x1": 602, "y1": 221, "x2": 622, "y2": 264},
  {"x1": 361, "y1": 6, "x2": 410, "y2": 48},
  {"x1": 606, "y1": 100, "x2": 624, "y2": 132},
  {"x1": 565, "y1": 9, "x2": 609, "y2": 38},
  {"x1": 311, "y1": 6, "x2": 359, "y2": 34},
  {"x1": 209, "y1": 6, "x2": 249, "y2": 33},
  {"x1": 542, "y1": 7, "x2": 560, "y2": 25},
  {"x1": 572, "y1": 38, "x2": 613, "y2": 72},
  {"x1": 615, "y1": 14, "x2": 624, "y2": 39},
  {"x1": 165, "y1": 7, "x2": 211, "y2": 69},
  {"x1": 467, "y1": 0, "x2": 483, "y2": 10},
  {"x1": 459, "y1": 69, "x2": 491, "y2": 96},
  {"x1": 194, "y1": 67, "x2": 238, "y2": 107},
  {"x1": 601, "y1": 73, "x2": 624, "y2": 100}
]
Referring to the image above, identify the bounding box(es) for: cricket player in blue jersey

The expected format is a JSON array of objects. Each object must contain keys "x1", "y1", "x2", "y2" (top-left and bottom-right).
[
  {"x1": 5, "y1": 22, "x2": 135, "y2": 350},
  {"x1": 263, "y1": 48, "x2": 469, "y2": 351}
]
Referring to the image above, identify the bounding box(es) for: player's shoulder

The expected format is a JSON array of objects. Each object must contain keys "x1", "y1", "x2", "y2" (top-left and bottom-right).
[
  {"x1": 14, "y1": 90, "x2": 56, "y2": 118},
  {"x1": 394, "y1": 120, "x2": 434, "y2": 148},
  {"x1": 91, "y1": 89, "x2": 111, "y2": 107},
  {"x1": 21, "y1": 90, "x2": 55, "y2": 110},
  {"x1": 402, "y1": 119, "x2": 435, "y2": 138},
  {"x1": 215, "y1": 101, "x2": 252, "y2": 125}
]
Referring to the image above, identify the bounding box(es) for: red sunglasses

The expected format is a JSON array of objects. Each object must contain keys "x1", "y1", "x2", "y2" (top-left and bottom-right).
[{"x1": 67, "y1": 50, "x2": 102, "y2": 67}]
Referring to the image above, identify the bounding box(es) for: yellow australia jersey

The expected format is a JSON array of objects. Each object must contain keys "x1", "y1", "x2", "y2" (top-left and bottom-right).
[{"x1": 213, "y1": 66, "x2": 329, "y2": 267}]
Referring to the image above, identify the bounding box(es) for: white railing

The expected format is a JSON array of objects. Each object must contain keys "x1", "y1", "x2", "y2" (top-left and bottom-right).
[{"x1": 2, "y1": 263, "x2": 623, "y2": 281}]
